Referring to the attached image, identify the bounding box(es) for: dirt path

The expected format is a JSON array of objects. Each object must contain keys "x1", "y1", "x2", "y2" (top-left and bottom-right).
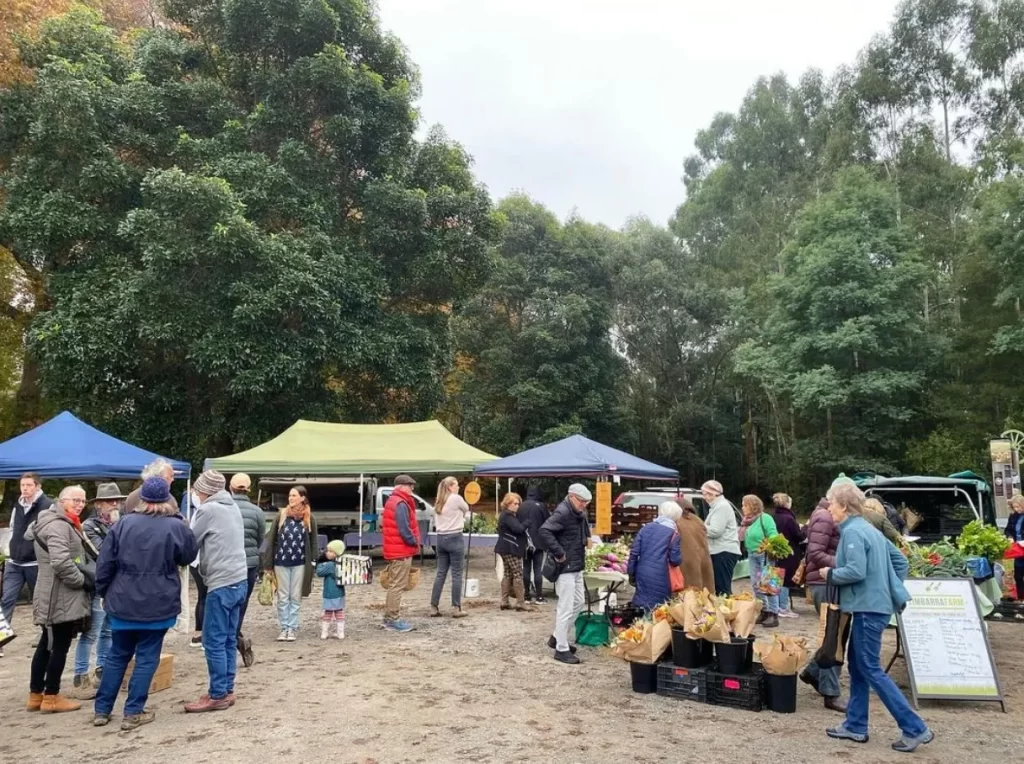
[{"x1": 1, "y1": 560, "x2": 1020, "y2": 764}]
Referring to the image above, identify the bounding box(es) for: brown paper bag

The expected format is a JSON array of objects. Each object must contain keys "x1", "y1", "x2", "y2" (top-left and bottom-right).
[
  {"x1": 628, "y1": 620, "x2": 672, "y2": 664},
  {"x1": 731, "y1": 599, "x2": 764, "y2": 638},
  {"x1": 754, "y1": 635, "x2": 809, "y2": 675},
  {"x1": 693, "y1": 604, "x2": 731, "y2": 644},
  {"x1": 673, "y1": 588, "x2": 705, "y2": 633}
]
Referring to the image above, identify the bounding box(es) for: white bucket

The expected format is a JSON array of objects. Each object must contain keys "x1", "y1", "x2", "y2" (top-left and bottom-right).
[{"x1": 465, "y1": 578, "x2": 480, "y2": 598}]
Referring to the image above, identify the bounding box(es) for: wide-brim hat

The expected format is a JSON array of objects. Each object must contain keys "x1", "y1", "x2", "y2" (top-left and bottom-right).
[{"x1": 94, "y1": 482, "x2": 127, "y2": 502}]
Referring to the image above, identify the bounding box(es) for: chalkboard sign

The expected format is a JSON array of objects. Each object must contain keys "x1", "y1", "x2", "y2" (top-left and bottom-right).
[{"x1": 896, "y1": 578, "x2": 1005, "y2": 711}]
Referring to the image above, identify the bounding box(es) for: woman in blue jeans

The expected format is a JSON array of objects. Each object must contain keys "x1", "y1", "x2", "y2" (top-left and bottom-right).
[
  {"x1": 821, "y1": 482, "x2": 934, "y2": 754},
  {"x1": 430, "y1": 477, "x2": 468, "y2": 618}
]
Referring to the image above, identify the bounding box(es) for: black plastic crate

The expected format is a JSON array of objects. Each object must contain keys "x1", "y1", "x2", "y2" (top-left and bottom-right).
[
  {"x1": 656, "y1": 663, "x2": 708, "y2": 702},
  {"x1": 607, "y1": 604, "x2": 645, "y2": 630},
  {"x1": 706, "y1": 666, "x2": 764, "y2": 712}
]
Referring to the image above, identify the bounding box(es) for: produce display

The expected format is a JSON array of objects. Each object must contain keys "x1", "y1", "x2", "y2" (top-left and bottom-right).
[
  {"x1": 757, "y1": 534, "x2": 793, "y2": 561},
  {"x1": 585, "y1": 541, "x2": 632, "y2": 574},
  {"x1": 903, "y1": 538, "x2": 970, "y2": 578},
  {"x1": 956, "y1": 520, "x2": 1011, "y2": 561}
]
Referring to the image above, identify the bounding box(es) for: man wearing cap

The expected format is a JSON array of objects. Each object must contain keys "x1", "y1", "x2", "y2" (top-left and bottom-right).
[
  {"x1": 380, "y1": 475, "x2": 420, "y2": 633},
  {"x1": 229, "y1": 473, "x2": 264, "y2": 668},
  {"x1": 184, "y1": 470, "x2": 248, "y2": 713},
  {"x1": 71, "y1": 482, "x2": 124, "y2": 698},
  {"x1": 538, "y1": 484, "x2": 593, "y2": 665},
  {"x1": 701, "y1": 480, "x2": 741, "y2": 595}
]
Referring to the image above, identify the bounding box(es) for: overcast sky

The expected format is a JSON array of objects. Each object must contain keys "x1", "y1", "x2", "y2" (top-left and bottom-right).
[{"x1": 376, "y1": 0, "x2": 901, "y2": 229}]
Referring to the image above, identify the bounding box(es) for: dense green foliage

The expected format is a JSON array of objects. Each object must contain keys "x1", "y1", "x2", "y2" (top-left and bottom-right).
[{"x1": 3, "y1": 0, "x2": 1024, "y2": 511}]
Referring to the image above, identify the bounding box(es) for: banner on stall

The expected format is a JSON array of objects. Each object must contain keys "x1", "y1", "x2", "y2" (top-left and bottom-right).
[
  {"x1": 595, "y1": 481, "x2": 612, "y2": 535},
  {"x1": 896, "y1": 577, "x2": 1004, "y2": 710}
]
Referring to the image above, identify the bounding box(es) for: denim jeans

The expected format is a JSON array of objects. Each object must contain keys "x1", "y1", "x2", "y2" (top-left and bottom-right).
[
  {"x1": 778, "y1": 585, "x2": 791, "y2": 612},
  {"x1": 274, "y1": 565, "x2": 304, "y2": 631},
  {"x1": 803, "y1": 585, "x2": 842, "y2": 697},
  {"x1": 845, "y1": 612, "x2": 928, "y2": 737},
  {"x1": 74, "y1": 594, "x2": 112, "y2": 676},
  {"x1": 553, "y1": 572, "x2": 585, "y2": 651},
  {"x1": 749, "y1": 552, "x2": 779, "y2": 614},
  {"x1": 203, "y1": 582, "x2": 246, "y2": 700},
  {"x1": 237, "y1": 566, "x2": 259, "y2": 636},
  {"x1": 94, "y1": 628, "x2": 167, "y2": 716},
  {"x1": 430, "y1": 533, "x2": 464, "y2": 608},
  {"x1": 1, "y1": 561, "x2": 37, "y2": 624}
]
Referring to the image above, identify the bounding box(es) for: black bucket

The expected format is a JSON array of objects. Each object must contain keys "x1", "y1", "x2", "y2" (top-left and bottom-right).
[
  {"x1": 715, "y1": 638, "x2": 750, "y2": 675},
  {"x1": 671, "y1": 627, "x2": 711, "y2": 668},
  {"x1": 764, "y1": 673, "x2": 798, "y2": 713},
  {"x1": 742, "y1": 635, "x2": 756, "y2": 674},
  {"x1": 630, "y1": 661, "x2": 659, "y2": 694}
]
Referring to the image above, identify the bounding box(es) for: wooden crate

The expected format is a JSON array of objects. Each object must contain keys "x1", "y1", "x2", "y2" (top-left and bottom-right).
[{"x1": 121, "y1": 653, "x2": 174, "y2": 694}]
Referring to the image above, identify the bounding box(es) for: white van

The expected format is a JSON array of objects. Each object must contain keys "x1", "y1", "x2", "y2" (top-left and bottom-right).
[{"x1": 257, "y1": 477, "x2": 435, "y2": 534}]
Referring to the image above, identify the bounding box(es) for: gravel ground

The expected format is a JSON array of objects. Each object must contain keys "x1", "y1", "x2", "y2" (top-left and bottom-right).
[{"x1": 0, "y1": 557, "x2": 1020, "y2": 764}]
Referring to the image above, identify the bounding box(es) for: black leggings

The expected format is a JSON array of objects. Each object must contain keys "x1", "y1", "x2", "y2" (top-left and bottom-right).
[
  {"x1": 30, "y1": 622, "x2": 76, "y2": 695},
  {"x1": 1015, "y1": 559, "x2": 1024, "y2": 602},
  {"x1": 191, "y1": 567, "x2": 208, "y2": 632}
]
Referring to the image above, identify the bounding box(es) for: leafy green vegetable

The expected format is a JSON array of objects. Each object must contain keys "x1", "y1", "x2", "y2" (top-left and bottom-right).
[{"x1": 956, "y1": 520, "x2": 1011, "y2": 561}]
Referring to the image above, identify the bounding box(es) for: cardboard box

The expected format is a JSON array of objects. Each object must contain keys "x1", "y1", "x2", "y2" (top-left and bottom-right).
[{"x1": 121, "y1": 653, "x2": 174, "y2": 693}]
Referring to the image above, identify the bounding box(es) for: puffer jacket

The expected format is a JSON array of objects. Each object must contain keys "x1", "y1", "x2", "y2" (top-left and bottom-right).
[
  {"x1": 771, "y1": 506, "x2": 806, "y2": 586},
  {"x1": 627, "y1": 520, "x2": 682, "y2": 610},
  {"x1": 538, "y1": 499, "x2": 591, "y2": 574},
  {"x1": 232, "y1": 492, "x2": 266, "y2": 568},
  {"x1": 517, "y1": 487, "x2": 550, "y2": 547},
  {"x1": 24, "y1": 510, "x2": 91, "y2": 627},
  {"x1": 805, "y1": 499, "x2": 839, "y2": 587}
]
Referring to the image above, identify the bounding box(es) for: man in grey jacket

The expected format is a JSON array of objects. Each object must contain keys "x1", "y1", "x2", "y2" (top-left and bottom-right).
[
  {"x1": 230, "y1": 473, "x2": 264, "y2": 667},
  {"x1": 184, "y1": 471, "x2": 247, "y2": 713}
]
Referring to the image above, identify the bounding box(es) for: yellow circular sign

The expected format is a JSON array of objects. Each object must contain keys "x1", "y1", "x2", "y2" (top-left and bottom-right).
[{"x1": 464, "y1": 480, "x2": 482, "y2": 505}]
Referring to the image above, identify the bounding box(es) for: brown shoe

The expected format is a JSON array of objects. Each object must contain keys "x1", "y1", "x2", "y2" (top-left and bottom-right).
[
  {"x1": 72, "y1": 674, "x2": 97, "y2": 700},
  {"x1": 26, "y1": 692, "x2": 43, "y2": 712},
  {"x1": 451, "y1": 608, "x2": 468, "y2": 619},
  {"x1": 515, "y1": 603, "x2": 538, "y2": 612},
  {"x1": 40, "y1": 694, "x2": 81, "y2": 713},
  {"x1": 197, "y1": 692, "x2": 236, "y2": 707},
  {"x1": 184, "y1": 695, "x2": 231, "y2": 713},
  {"x1": 121, "y1": 710, "x2": 156, "y2": 731}
]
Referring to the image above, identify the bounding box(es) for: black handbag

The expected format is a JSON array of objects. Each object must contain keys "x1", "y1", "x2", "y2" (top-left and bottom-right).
[
  {"x1": 542, "y1": 553, "x2": 565, "y2": 583},
  {"x1": 812, "y1": 584, "x2": 851, "y2": 669}
]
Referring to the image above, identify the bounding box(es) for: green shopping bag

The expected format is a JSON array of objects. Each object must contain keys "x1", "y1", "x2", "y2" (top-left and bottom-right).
[{"x1": 575, "y1": 612, "x2": 610, "y2": 647}]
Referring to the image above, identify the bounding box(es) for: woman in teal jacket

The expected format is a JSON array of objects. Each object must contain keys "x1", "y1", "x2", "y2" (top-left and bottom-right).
[
  {"x1": 820, "y1": 482, "x2": 933, "y2": 754},
  {"x1": 740, "y1": 495, "x2": 779, "y2": 628}
]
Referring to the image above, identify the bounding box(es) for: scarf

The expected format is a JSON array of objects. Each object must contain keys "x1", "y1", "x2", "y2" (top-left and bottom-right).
[
  {"x1": 654, "y1": 515, "x2": 677, "y2": 531},
  {"x1": 282, "y1": 502, "x2": 311, "y2": 530},
  {"x1": 738, "y1": 512, "x2": 758, "y2": 544},
  {"x1": 65, "y1": 512, "x2": 83, "y2": 533}
]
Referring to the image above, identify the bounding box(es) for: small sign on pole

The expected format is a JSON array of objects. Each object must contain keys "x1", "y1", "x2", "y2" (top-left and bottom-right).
[
  {"x1": 464, "y1": 480, "x2": 482, "y2": 505},
  {"x1": 595, "y1": 481, "x2": 612, "y2": 535}
]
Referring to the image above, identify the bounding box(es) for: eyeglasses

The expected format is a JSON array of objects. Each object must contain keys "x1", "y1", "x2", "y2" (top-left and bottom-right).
[{"x1": 63, "y1": 498, "x2": 87, "y2": 505}]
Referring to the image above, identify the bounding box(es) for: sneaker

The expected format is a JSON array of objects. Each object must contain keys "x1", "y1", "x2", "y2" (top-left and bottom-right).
[
  {"x1": 554, "y1": 649, "x2": 581, "y2": 665},
  {"x1": 121, "y1": 710, "x2": 155, "y2": 731},
  {"x1": 547, "y1": 636, "x2": 577, "y2": 653},
  {"x1": 184, "y1": 695, "x2": 231, "y2": 713},
  {"x1": 778, "y1": 609, "x2": 800, "y2": 619},
  {"x1": 891, "y1": 729, "x2": 934, "y2": 753},
  {"x1": 382, "y1": 619, "x2": 414, "y2": 633},
  {"x1": 72, "y1": 674, "x2": 96, "y2": 700},
  {"x1": 276, "y1": 630, "x2": 289, "y2": 642},
  {"x1": 189, "y1": 635, "x2": 203, "y2": 649},
  {"x1": 285, "y1": 630, "x2": 297, "y2": 642},
  {"x1": 826, "y1": 725, "x2": 868, "y2": 744},
  {"x1": 535, "y1": 597, "x2": 547, "y2": 604},
  {"x1": 237, "y1": 635, "x2": 254, "y2": 668},
  {"x1": 92, "y1": 713, "x2": 111, "y2": 727}
]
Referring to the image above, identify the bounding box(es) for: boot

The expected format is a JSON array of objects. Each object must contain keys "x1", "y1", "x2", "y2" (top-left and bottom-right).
[
  {"x1": 761, "y1": 613, "x2": 780, "y2": 629},
  {"x1": 40, "y1": 694, "x2": 82, "y2": 713},
  {"x1": 72, "y1": 674, "x2": 96, "y2": 700},
  {"x1": 320, "y1": 622, "x2": 331, "y2": 640},
  {"x1": 825, "y1": 696, "x2": 848, "y2": 713},
  {"x1": 513, "y1": 580, "x2": 536, "y2": 611},
  {"x1": 429, "y1": 605, "x2": 442, "y2": 617},
  {"x1": 334, "y1": 617, "x2": 345, "y2": 640},
  {"x1": 26, "y1": 692, "x2": 43, "y2": 712},
  {"x1": 499, "y1": 578, "x2": 511, "y2": 610},
  {"x1": 755, "y1": 610, "x2": 768, "y2": 625}
]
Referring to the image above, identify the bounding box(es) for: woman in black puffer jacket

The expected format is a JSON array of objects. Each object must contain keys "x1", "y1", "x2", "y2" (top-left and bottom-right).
[{"x1": 495, "y1": 493, "x2": 535, "y2": 612}]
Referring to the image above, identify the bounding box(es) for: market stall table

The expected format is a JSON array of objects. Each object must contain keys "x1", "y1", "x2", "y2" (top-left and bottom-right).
[{"x1": 583, "y1": 570, "x2": 630, "y2": 615}]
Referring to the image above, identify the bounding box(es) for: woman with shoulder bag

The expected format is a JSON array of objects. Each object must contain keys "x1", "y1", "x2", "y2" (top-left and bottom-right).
[
  {"x1": 740, "y1": 495, "x2": 780, "y2": 628},
  {"x1": 627, "y1": 502, "x2": 684, "y2": 611},
  {"x1": 23, "y1": 486, "x2": 94, "y2": 713},
  {"x1": 495, "y1": 493, "x2": 535, "y2": 612}
]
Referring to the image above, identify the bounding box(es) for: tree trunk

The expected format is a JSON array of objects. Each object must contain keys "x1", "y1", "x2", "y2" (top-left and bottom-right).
[
  {"x1": 826, "y1": 407, "x2": 833, "y2": 452},
  {"x1": 13, "y1": 351, "x2": 44, "y2": 433},
  {"x1": 942, "y1": 98, "x2": 952, "y2": 164}
]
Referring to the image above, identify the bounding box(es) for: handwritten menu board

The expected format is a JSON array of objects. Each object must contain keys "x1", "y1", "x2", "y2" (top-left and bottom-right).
[{"x1": 897, "y1": 578, "x2": 1003, "y2": 707}]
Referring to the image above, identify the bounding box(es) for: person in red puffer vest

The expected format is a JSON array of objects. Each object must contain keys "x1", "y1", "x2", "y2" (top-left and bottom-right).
[{"x1": 381, "y1": 476, "x2": 420, "y2": 633}]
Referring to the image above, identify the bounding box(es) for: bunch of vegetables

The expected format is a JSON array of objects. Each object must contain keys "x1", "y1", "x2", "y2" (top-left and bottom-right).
[
  {"x1": 584, "y1": 542, "x2": 631, "y2": 574},
  {"x1": 956, "y1": 520, "x2": 1011, "y2": 561},
  {"x1": 904, "y1": 539, "x2": 969, "y2": 578},
  {"x1": 758, "y1": 533, "x2": 794, "y2": 561}
]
